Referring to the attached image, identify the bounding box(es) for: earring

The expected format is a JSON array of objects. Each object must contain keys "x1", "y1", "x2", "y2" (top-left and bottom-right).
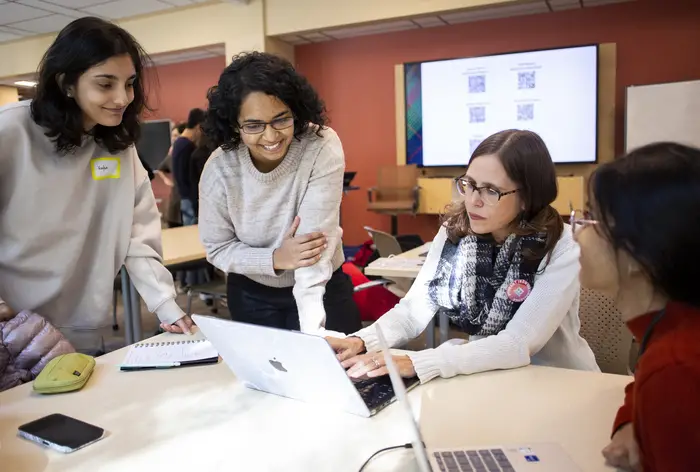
[{"x1": 66, "y1": 91, "x2": 73, "y2": 98}]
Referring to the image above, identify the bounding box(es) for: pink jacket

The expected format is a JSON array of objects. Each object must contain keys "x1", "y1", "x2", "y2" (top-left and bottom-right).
[{"x1": 0, "y1": 310, "x2": 75, "y2": 392}]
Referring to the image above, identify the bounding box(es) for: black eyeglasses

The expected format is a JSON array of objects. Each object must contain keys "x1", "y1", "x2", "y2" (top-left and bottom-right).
[
  {"x1": 239, "y1": 116, "x2": 294, "y2": 135},
  {"x1": 454, "y1": 176, "x2": 519, "y2": 206}
]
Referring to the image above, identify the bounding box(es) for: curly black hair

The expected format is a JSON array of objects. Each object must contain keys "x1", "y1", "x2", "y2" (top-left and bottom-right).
[
  {"x1": 31, "y1": 17, "x2": 153, "y2": 155},
  {"x1": 205, "y1": 51, "x2": 328, "y2": 151}
]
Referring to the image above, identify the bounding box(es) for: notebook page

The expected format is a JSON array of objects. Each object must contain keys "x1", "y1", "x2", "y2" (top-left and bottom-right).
[{"x1": 121, "y1": 339, "x2": 218, "y2": 367}]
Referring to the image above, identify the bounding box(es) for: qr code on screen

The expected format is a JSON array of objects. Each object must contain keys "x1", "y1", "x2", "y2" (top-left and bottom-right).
[
  {"x1": 517, "y1": 104, "x2": 534, "y2": 121},
  {"x1": 469, "y1": 106, "x2": 486, "y2": 123},
  {"x1": 468, "y1": 75, "x2": 485, "y2": 94},
  {"x1": 469, "y1": 139, "x2": 482, "y2": 155},
  {"x1": 518, "y1": 71, "x2": 536, "y2": 89}
]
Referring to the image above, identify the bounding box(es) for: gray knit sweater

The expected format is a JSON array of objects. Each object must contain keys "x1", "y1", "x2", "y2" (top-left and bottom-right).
[{"x1": 198, "y1": 126, "x2": 346, "y2": 335}]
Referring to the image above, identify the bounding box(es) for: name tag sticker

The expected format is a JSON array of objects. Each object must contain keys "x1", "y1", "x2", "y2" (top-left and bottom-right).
[{"x1": 91, "y1": 157, "x2": 120, "y2": 180}]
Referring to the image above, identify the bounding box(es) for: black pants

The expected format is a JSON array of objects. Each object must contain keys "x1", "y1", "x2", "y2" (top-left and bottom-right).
[{"x1": 227, "y1": 268, "x2": 363, "y2": 334}]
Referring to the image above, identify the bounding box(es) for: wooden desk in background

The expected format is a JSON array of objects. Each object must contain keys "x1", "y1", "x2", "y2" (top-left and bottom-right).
[
  {"x1": 120, "y1": 225, "x2": 207, "y2": 345},
  {"x1": 0, "y1": 330, "x2": 630, "y2": 472},
  {"x1": 161, "y1": 225, "x2": 207, "y2": 267},
  {"x1": 415, "y1": 176, "x2": 585, "y2": 215}
]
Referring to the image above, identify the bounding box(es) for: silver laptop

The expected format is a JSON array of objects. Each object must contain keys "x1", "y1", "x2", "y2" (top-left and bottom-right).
[
  {"x1": 192, "y1": 314, "x2": 419, "y2": 418},
  {"x1": 375, "y1": 325, "x2": 582, "y2": 472}
]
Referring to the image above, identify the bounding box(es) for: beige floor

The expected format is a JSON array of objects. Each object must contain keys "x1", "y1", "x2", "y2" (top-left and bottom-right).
[{"x1": 106, "y1": 290, "x2": 463, "y2": 353}]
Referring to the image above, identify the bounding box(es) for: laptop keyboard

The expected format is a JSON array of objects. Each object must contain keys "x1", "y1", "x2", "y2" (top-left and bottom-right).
[
  {"x1": 433, "y1": 450, "x2": 514, "y2": 472},
  {"x1": 353, "y1": 376, "x2": 419, "y2": 411}
]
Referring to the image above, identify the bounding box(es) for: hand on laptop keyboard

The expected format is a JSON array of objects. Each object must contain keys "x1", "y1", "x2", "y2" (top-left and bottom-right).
[
  {"x1": 325, "y1": 336, "x2": 365, "y2": 362},
  {"x1": 344, "y1": 351, "x2": 417, "y2": 380}
]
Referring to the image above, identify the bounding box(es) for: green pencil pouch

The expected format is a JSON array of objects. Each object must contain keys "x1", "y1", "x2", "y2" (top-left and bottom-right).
[{"x1": 33, "y1": 353, "x2": 96, "y2": 394}]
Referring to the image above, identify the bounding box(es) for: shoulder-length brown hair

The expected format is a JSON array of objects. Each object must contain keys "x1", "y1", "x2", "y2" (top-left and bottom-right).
[{"x1": 442, "y1": 129, "x2": 563, "y2": 260}]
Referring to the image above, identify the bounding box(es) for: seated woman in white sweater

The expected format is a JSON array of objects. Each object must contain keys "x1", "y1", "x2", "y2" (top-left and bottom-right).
[{"x1": 327, "y1": 129, "x2": 599, "y2": 383}]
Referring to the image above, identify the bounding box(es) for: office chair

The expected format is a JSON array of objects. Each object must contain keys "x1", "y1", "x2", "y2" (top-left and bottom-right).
[
  {"x1": 578, "y1": 288, "x2": 634, "y2": 375},
  {"x1": 185, "y1": 279, "x2": 228, "y2": 317},
  {"x1": 363, "y1": 226, "x2": 403, "y2": 257}
]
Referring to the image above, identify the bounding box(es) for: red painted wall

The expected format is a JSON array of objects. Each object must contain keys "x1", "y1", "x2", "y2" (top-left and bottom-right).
[
  {"x1": 295, "y1": 0, "x2": 700, "y2": 245},
  {"x1": 142, "y1": 56, "x2": 225, "y2": 211},
  {"x1": 145, "y1": 56, "x2": 225, "y2": 123}
]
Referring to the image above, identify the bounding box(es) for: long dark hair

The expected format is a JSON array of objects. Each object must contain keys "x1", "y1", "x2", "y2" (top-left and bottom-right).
[
  {"x1": 205, "y1": 51, "x2": 327, "y2": 151},
  {"x1": 31, "y1": 17, "x2": 152, "y2": 154},
  {"x1": 589, "y1": 142, "x2": 700, "y2": 307},
  {"x1": 442, "y1": 129, "x2": 563, "y2": 259}
]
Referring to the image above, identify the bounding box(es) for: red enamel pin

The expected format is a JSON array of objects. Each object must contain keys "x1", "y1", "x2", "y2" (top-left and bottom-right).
[{"x1": 507, "y1": 279, "x2": 531, "y2": 302}]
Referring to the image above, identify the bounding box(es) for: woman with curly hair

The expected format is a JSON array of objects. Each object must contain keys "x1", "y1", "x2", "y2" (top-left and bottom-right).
[
  {"x1": 327, "y1": 129, "x2": 598, "y2": 383},
  {"x1": 0, "y1": 17, "x2": 192, "y2": 354},
  {"x1": 199, "y1": 52, "x2": 362, "y2": 336}
]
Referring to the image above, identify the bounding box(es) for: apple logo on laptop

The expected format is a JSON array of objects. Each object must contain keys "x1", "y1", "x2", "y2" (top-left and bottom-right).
[{"x1": 269, "y1": 358, "x2": 287, "y2": 372}]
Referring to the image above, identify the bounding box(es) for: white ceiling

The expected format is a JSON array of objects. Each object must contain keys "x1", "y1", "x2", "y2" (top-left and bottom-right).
[
  {"x1": 0, "y1": 0, "x2": 635, "y2": 45},
  {"x1": 0, "y1": 0, "x2": 634, "y2": 85},
  {"x1": 279, "y1": 0, "x2": 635, "y2": 44},
  {"x1": 149, "y1": 43, "x2": 225, "y2": 66},
  {"x1": 0, "y1": 0, "x2": 214, "y2": 43}
]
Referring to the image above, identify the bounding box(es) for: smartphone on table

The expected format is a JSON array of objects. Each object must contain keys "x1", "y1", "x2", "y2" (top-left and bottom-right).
[{"x1": 18, "y1": 413, "x2": 105, "y2": 453}]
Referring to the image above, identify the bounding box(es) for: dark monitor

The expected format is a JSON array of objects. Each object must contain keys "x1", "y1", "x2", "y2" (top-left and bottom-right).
[
  {"x1": 136, "y1": 120, "x2": 172, "y2": 169},
  {"x1": 343, "y1": 171, "x2": 357, "y2": 188}
]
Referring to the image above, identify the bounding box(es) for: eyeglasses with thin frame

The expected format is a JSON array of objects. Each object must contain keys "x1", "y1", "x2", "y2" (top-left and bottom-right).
[
  {"x1": 569, "y1": 207, "x2": 598, "y2": 236},
  {"x1": 454, "y1": 176, "x2": 519, "y2": 206},
  {"x1": 239, "y1": 116, "x2": 294, "y2": 135}
]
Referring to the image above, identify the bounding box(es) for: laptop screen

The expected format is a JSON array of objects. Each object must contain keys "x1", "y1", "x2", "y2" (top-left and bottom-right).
[{"x1": 375, "y1": 325, "x2": 432, "y2": 472}]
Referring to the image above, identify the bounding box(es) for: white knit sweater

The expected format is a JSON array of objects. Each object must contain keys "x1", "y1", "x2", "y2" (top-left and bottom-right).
[{"x1": 354, "y1": 225, "x2": 600, "y2": 383}]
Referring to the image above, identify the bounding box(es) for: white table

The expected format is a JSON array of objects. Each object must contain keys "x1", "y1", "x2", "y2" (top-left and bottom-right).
[
  {"x1": 0, "y1": 331, "x2": 630, "y2": 472},
  {"x1": 363, "y1": 242, "x2": 431, "y2": 279},
  {"x1": 0, "y1": 332, "x2": 423, "y2": 472},
  {"x1": 419, "y1": 366, "x2": 631, "y2": 471}
]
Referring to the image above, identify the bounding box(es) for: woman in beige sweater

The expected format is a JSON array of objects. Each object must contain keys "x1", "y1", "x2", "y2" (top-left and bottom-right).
[{"x1": 0, "y1": 17, "x2": 190, "y2": 353}]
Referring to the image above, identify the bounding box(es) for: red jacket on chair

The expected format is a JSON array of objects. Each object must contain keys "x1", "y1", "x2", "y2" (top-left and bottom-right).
[
  {"x1": 341, "y1": 263, "x2": 399, "y2": 322},
  {"x1": 349, "y1": 240, "x2": 376, "y2": 268}
]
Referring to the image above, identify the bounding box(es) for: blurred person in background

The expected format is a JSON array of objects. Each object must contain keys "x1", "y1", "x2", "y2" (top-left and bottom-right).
[
  {"x1": 156, "y1": 121, "x2": 186, "y2": 228},
  {"x1": 173, "y1": 109, "x2": 205, "y2": 226}
]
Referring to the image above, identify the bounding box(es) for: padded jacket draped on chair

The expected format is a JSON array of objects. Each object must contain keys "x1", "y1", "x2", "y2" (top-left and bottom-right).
[{"x1": 0, "y1": 310, "x2": 75, "y2": 392}]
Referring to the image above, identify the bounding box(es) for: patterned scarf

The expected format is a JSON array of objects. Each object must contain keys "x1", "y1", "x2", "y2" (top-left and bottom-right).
[{"x1": 428, "y1": 232, "x2": 547, "y2": 336}]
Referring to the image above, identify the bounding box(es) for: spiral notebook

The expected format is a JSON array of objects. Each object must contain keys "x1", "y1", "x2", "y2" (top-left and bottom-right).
[{"x1": 120, "y1": 337, "x2": 219, "y2": 371}]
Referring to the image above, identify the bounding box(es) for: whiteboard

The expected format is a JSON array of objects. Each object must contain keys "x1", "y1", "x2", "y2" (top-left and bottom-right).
[{"x1": 625, "y1": 80, "x2": 700, "y2": 152}]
